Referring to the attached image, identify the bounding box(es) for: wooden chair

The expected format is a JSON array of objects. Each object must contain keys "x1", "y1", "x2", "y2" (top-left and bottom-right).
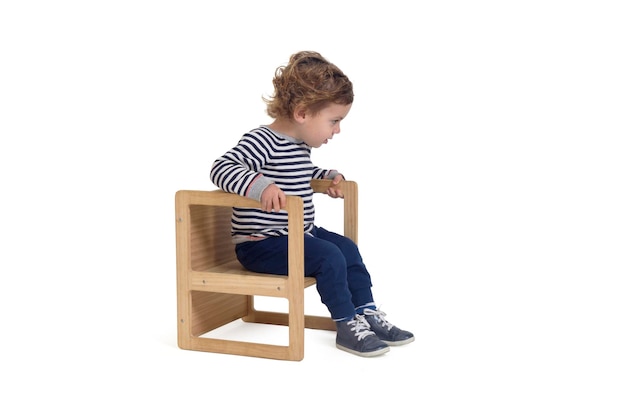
[{"x1": 175, "y1": 179, "x2": 358, "y2": 361}]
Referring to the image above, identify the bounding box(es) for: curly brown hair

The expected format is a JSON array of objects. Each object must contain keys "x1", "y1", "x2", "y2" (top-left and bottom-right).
[{"x1": 264, "y1": 51, "x2": 354, "y2": 120}]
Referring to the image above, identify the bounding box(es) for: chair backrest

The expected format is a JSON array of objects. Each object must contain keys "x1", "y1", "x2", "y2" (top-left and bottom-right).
[{"x1": 188, "y1": 204, "x2": 235, "y2": 271}]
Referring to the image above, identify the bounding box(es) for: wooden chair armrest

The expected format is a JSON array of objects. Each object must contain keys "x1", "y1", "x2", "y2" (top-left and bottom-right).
[
  {"x1": 310, "y1": 179, "x2": 358, "y2": 243},
  {"x1": 177, "y1": 177, "x2": 358, "y2": 246}
]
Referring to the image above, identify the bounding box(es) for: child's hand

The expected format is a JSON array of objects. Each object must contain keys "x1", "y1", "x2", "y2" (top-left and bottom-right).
[
  {"x1": 261, "y1": 184, "x2": 287, "y2": 212},
  {"x1": 326, "y1": 175, "x2": 345, "y2": 199}
]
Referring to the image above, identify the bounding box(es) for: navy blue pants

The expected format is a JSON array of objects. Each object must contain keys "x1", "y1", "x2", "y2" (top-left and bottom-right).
[{"x1": 235, "y1": 226, "x2": 374, "y2": 320}]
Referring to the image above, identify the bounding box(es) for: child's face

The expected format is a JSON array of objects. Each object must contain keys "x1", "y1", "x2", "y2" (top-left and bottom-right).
[{"x1": 299, "y1": 103, "x2": 352, "y2": 148}]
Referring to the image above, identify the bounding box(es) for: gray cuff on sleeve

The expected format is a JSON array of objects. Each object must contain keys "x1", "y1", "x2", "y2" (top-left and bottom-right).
[
  {"x1": 326, "y1": 170, "x2": 342, "y2": 180},
  {"x1": 248, "y1": 175, "x2": 274, "y2": 201}
]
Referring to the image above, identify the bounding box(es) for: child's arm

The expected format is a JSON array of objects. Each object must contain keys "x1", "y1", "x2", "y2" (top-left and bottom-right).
[
  {"x1": 312, "y1": 167, "x2": 345, "y2": 199},
  {"x1": 210, "y1": 138, "x2": 274, "y2": 201},
  {"x1": 211, "y1": 136, "x2": 287, "y2": 212}
]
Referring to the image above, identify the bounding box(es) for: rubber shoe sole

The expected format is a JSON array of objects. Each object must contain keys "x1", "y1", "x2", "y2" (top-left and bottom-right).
[
  {"x1": 384, "y1": 336, "x2": 415, "y2": 346},
  {"x1": 336, "y1": 343, "x2": 390, "y2": 357}
]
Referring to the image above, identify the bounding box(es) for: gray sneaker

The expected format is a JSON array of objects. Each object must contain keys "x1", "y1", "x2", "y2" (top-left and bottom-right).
[
  {"x1": 363, "y1": 308, "x2": 415, "y2": 346},
  {"x1": 336, "y1": 315, "x2": 390, "y2": 357}
]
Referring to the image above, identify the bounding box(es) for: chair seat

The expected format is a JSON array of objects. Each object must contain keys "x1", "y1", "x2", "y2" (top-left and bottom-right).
[{"x1": 190, "y1": 259, "x2": 318, "y2": 297}]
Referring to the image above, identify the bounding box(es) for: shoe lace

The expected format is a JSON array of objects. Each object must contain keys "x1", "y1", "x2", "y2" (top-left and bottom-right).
[
  {"x1": 363, "y1": 308, "x2": 394, "y2": 331},
  {"x1": 347, "y1": 315, "x2": 375, "y2": 340}
]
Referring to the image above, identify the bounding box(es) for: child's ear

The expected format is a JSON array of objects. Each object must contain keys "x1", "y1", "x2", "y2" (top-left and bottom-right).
[{"x1": 293, "y1": 106, "x2": 308, "y2": 123}]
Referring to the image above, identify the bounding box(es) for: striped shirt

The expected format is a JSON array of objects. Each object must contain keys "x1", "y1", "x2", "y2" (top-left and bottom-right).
[{"x1": 210, "y1": 126, "x2": 338, "y2": 243}]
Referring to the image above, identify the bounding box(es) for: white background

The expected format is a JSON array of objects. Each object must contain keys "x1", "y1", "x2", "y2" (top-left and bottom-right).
[{"x1": 1, "y1": 1, "x2": 625, "y2": 415}]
